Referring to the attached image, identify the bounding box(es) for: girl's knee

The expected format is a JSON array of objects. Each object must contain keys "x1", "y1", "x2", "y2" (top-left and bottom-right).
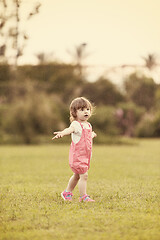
[
  {"x1": 74, "y1": 173, "x2": 80, "y2": 181},
  {"x1": 80, "y1": 172, "x2": 88, "y2": 181}
]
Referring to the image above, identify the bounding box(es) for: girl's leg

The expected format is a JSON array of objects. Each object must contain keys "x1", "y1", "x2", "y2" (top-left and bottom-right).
[
  {"x1": 78, "y1": 172, "x2": 88, "y2": 196},
  {"x1": 66, "y1": 173, "x2": 80, "y2": 192}
]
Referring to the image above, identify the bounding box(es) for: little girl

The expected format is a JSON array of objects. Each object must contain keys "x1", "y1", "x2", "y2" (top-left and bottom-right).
[{"x1": 52, "y1": 97, "x2": 97, "y2": 202}]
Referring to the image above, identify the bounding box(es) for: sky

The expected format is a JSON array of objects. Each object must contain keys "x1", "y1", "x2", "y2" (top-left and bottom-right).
[{"x1": 18, "y1": 0, "x2": 160, "y2": 81}]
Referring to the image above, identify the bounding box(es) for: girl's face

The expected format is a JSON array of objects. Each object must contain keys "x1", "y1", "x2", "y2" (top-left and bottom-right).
[{"x1": 76, "y1": 107, "x2": 91, "y2": 122}]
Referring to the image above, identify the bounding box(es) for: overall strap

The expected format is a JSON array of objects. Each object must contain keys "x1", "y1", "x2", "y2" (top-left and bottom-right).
[
  {"x1": 77, "y1": 121, "x2": 91, "y2": 130},
  {"x1": 87, "y1": 122, "x2": 92, "y2": 128},
  {"x1": 77, "y1": 121, "x2": 83, "y2": 129}
]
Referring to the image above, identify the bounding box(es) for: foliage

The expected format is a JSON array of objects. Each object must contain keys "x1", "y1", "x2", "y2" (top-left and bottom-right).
[
  {"x1": 0, "y1": 0, "x2": 41, "y2": 64},
  {"x1": 90, "y1": 106, "x2": 120, "y2": 135},
  {"x1": 142, "y1": 53, "x2": 158, "y2": 70},
  {"x1": 135, "y1": 113, "x2": 156, "y2": 138},
  {"x1": 0, "y1": 141, "x2": 160, "y2": 240},
  {"x1": 2, "y1": 83, "x2": 63, "y2": 143},
  {"x1": 115, "y1": 102, "x2": 145, "y2": 137},
  {"x1": 154, "y1": 111, "x2": 160, "y2": 136},
  {"x1": 82, "y1": 77, "x2": 125, "y2": 105},
  {"x1": 124, "y1": 72, "x2": 157, "y2": 110},
  {"x1": 0, "y1": 64, "x2": 11, "y2": 99},
  {"x1": 0, "y1": 64, "x2": 10, "y2": 82},
  {"x1": 0, "y1": 63, "x2": 160, "y2": 143},
  {"x1": 135, "y1": 111, "x2": 160, "y2": 138},
  {"x1": 18, "y1": 64, "x2": 64, "y2": 82},
  {"x1": 67, "y1": 43, "x2": 89, "y2": 79},
  {"x1": 155, "y1": 86, "x2": 160, "y2": 109},
  {"x1": 18, "y1": 64, "x2": 83, "y2": 103}
]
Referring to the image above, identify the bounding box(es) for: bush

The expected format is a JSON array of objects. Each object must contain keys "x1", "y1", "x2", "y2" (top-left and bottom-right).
[
  {"x1": 0, "y1": 104, "x2": 8, "y2": 140},
  {"x1": 124, "y1": 73, "x2": 157, "y2": 110},
  {"x1": 153, "y1": 111, "x2": 160, "y2": 136},
  {"x1": 135, "y1": 114, "x2": 155, "y2": 137},
  {"x1": 0, "y1": 64, "x2": 10, "y2": 82},
  {"x1": 82, "y1": 78, "x2": 124, "y2": 106},
  {"x1": 90, "y1": 106, "x2": 120, "y2": 136},
  {"x1": 3, "y1": 92, "x2": 63, "y2": 144},
  {"x1": 135, "y1": 111, "x2": 160, "y2": 138},
  {"x1": 0, "y1": 64, "x2": 11, "y2": 98},
  {"x1": 155, "y1": 87, "x2": 160, "y2": 109},
  {"x1": 115, "y1": 102, "x2": 145, "y2": 137}
]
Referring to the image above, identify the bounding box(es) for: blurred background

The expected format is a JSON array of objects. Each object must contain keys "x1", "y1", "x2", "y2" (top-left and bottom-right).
[{"x1": 0, "y1": 0, "x2": 160, "y2": 144}]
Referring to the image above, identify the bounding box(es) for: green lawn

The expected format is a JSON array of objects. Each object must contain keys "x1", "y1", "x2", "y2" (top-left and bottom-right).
[{"x1": 0, "y1": 139, "x2": 160, "y2": 240}]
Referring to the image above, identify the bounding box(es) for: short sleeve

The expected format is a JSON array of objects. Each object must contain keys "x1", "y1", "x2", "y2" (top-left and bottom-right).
[{"x1": 70, "y1": 121, "x2": 82, "y2": 134}]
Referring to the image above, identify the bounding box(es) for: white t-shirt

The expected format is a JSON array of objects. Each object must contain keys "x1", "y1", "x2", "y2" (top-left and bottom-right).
[{"x1": 70, "y1": 121, "x2": 91, "y2": 144}]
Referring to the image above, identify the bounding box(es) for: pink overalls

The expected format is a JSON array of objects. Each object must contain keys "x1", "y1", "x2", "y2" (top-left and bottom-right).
[{"x1": 69, "y1": 121, "x2": 92, "y2": 174}]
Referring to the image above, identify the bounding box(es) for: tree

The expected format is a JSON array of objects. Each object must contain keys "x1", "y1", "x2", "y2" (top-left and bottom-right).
[
  {"x1": 67, "y1": 43, "x2": 89, "y2": 80},
  {"x1": 115, "y1": 102, "x2": 145, "y2": 137},
  {"x1": 35, "y1": 52, "x2": 54, "y2": 65},
  {"x1": 0, "y1": 0, "x2": 41, "y2": 65},
  {"x1": 81, "y1": 77, "x2": 125, "y2": 106},
  {"x1": 142, "y1": 53, "x2": 158, "y2": 70},
  {"x1": 124, "y1": 73, "x2": 157, "y2": 110}
]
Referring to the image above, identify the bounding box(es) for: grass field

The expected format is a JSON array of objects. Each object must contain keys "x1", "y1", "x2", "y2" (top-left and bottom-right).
[{"x1": 0, "y1": 139, "x2": 160, "y2": 240}]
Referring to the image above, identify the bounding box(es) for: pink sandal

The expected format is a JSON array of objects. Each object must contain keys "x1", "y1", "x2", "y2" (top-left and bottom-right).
[
  {"x1": 61, "y1": 190, "x2": 73, "y2": 201},
  {"x1": 79, "y1": 194, "x2": 95, "y2": 202}
]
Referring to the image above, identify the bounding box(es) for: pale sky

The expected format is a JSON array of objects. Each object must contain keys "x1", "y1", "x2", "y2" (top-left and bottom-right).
[{"x1": 19, "y1": 0, "x2": 160, "y2": 81}]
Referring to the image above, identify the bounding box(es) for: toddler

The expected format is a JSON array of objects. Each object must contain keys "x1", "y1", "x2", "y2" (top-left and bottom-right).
[{"x1": 52, "y1": 97, "x2": 96, "y2": 202}]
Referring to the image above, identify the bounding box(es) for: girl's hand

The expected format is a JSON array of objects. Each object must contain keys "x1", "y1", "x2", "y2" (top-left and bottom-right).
[
  {"x1": 92, "y1": 131, "x2": 97, "y2": 138},
  {"x1": 52, "y1": 131, "x2": 64, "y2": 140},
  {"x1": 52, "y1": 126, "x2": 74, "y2": 140}
]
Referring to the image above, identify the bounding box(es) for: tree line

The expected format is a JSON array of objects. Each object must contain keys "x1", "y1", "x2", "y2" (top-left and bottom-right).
[
  {"x1": 0, "y1": 63, "x2": 160, "y2": 144},
  {"x1": 0, "y1": 0, "x2": 160, "y2": 144}
]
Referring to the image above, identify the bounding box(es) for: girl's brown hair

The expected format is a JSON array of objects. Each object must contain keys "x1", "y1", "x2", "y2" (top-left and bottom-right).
[{"x1": 69, "y1": 97, "x2": 93, "y2": 122}]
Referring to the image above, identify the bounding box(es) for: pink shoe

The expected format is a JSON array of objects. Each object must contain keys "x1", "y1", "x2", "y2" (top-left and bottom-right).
[
  {"x1": 79, "y1": 194, "x2": 95, "y2": 202},
  {"x1": 61, "y1": 190, "x2": 73, "y2": 201}
]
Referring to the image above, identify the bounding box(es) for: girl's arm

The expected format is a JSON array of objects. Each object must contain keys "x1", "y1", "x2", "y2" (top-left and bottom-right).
[{"x1": 52, "y1": 126, "x2": 75, "y2": 140}]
